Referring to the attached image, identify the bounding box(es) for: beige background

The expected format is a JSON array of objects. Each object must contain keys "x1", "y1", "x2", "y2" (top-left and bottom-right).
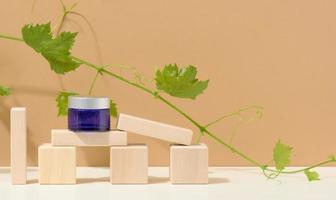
[{"x1": 1, "y1": 0, "x2": 336, "y2": 166}]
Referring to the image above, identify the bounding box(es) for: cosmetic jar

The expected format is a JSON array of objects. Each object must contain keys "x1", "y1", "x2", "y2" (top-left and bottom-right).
[{"x1": 68, "y1": 96, "x2": 110, "y2": 132}]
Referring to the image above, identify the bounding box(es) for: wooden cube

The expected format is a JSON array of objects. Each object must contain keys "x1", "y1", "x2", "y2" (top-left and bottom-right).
[
  {"x1": 110, "y1": 145, "x2": 148, "y2": 184},
  {"x1": 117, "y1": 113, "x2": 193, "y2": 145},
  {"x1": 10, "y1": 107, "x2": 27, "y2": 185},
  {"x1": 38, "y1": 144, "x2": 76, "y2": 184},
  {"x1": 170, "y1": 143, "x2": 208, "y2": 184},
  {"x1": 51, "y1": 129, "x2": 127, "y2": 146}
]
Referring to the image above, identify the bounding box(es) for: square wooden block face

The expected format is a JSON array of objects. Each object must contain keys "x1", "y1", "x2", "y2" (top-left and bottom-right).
[
  {"x1": 110, "y1": 145, "x2": 148, "y2": 184},
  {"x1": 170, "y1": 144, "x2": 208, "y2": 184},
  {"x1": 38, "y1": 144, "x2": 76, "y2": 184}
]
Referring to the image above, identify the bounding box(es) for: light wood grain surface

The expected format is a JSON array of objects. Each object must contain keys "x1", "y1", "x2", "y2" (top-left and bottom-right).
[
  {"x1": 110, "y1": 144, "x2": 148, "y2": 184},
  {"x1": 10, "y1": 107, "x2": 26, "y2": 184},
  {"x1": 38, "y1": 144, "x2": 76, "y2": 184},
  {"x1": 170, "y1": 143, "x2": 208, "y2": 184},
  {"x1": 51, "y1": 129, "x2": 127, "y2": 146},
  {"x1": 117, "y1": 113, "x2": 193, "y2": 145}
]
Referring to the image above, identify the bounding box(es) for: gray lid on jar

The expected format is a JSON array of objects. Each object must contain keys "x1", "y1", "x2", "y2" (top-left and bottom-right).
[{"x1": 68, "y1": 96, "x2": 110, "y2": 109}]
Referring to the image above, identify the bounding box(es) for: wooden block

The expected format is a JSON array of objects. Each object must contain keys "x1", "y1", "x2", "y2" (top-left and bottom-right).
[
  {"x1": 110, "y1": 144, "x2": 148, "y2": 184},
  {"x1": 38, "y1": 144, "x2": 76, "y2": 184},
  {"x1": 117, "y1": 113, "x2": 193, "y2": 145},
  {"x1": 10, "y1": 107, "x2": 27, "y2": 185},
  {"x1": 51, "y1": 129, "x2": 127, "y2": 146},
  {"x1": 170, "y1": 143, "x2": 208, "y2": 184}
]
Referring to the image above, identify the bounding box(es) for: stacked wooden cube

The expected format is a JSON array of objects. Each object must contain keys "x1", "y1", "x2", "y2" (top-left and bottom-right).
[
  {"x1": 39, "y1": 129, "x2": 127, "y2": 184},
  {"x1": 11, "y1": 108, "x2": 209, "y2": 185}
]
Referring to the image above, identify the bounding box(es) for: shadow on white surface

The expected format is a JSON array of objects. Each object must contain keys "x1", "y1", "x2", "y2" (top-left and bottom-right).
[
  {"x1": 0, "y1": 168, "x2": 38, "y2": 174},
  {"x1": 0, "y1": 168, "x2": 10, "y2": 173},
  {"x1": 149, "y1": 176, "x2": 169, "y2": 184},
  {"x1": 77, "y1": 177, "x2": 110, "y2": 184},
  {"x1": 208, "y1": 177, "x2": 230, "y2": 184},
  {"x1": 26, "y1": 179, "x2": 38, "y2": 184}
]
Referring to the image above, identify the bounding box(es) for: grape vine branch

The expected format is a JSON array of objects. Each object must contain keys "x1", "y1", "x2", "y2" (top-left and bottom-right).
[{"x1": 0, "y1": 1, "x2": 334, "y2": 181}]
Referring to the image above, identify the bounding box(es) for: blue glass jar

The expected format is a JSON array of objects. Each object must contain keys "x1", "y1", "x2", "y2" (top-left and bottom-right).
[{"x1": 68, "y1": 96, "x2": 110, "y2": 132}]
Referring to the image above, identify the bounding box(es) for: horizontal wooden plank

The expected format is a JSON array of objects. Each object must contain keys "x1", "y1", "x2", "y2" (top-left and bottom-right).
[
  {"x1": 117, "y1": 113, "x2": 193, "y2": 145},
  {"x1": 51, "y1": 129, "x2": 127, "y2": 146}
]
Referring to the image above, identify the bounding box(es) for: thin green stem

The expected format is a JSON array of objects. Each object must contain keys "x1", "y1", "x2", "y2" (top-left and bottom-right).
[
  {"x1": 265, "y1": 159, "x2": 335, "y2": 174},
  {"x1": 68, "y1": 11, "x2": 103, "y2": 94},
  {"x1": 54, "y1": 2, "x2": 78, "y2": 36},
  {"x1": 72, "y1": 56, "x2": 154, "y2": 94},
  {"x1": 53, "y1": 2, "x2": 72, "y2": 91},
  {"x1": 195, "y1": 133, "x2": 203, "y2": 144},
  {"x1": 263, "y1": 170, "x2": 281, "y2": 180},
  {"x1": 69, "y1": 11, "x2": 103, "y2": 64},
  {"x1": 59, "y1": 0, "x2": 66, "y2": 12},
  {"x1": 54, "y1": 12, "x2": 67, "y2": 36},
  {"x1": 156, "y1": 95, "x2": 204, "y2": 130},
  {"x1": 31, "y1": 0, "x2": 37, "y2": 14},
  {"x1": 205, "y1": 129, "x2": 264, "y2": 167},
  {"x1": 68, "y1": 2, "x2": 78, "y2": 11},
  {"x1": 205, "y1": 105, "x2": 263, "y2": 128},
  {"x1": 0, "y1": 34, "x2": 23, "y2": 42},
  {"x1": 229, "y1": 119, "x2": 245, "y2": 143},
  {"x1": 205, "y1": 127, "x2": 336, "y2": 174},
  {"x1": 88, "y1": 71, "x2": 100, "y2": 95}
]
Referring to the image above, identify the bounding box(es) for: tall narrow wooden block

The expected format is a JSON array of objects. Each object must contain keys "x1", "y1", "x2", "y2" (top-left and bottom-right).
[
  {"x1": 117, "y1": 113, "x2": 193, "y2": 145},
  {"x1": 110, "y1": 145, "x2": 148, "y2": 184},
  {"x1": 38, "y1": 144, "x2": 76, "y2": 184},
  {"x1": 10, "y1": 107, "x2": 27, "y2": 185},
  {"x1": 51, "y1": 129, "x2": 127, "y2": 146},
  {"x1": 170, "y1": 143, "x2": 208, "y2": 184}
]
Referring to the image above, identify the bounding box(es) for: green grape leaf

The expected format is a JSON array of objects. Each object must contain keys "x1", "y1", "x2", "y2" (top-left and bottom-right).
[
  {"x1": 21, "y1": 22, "x2": 52, "y2": 52},
  {"x1": 56, "y1": 91, "x2": 78, "y2": 116},
  {"x1": 22, "y1": 23, "x2": 80, "y2": 74},
  {"x1": 110, "y1": 99, "x2": 118, "y2": 118},
  {"x1": 155, "y1": 64, "x2": 209, "y2": 99},
  {"x1": 273, "y1": 140, "x2": 293, "y2": 171},
  {"x1": 0, "y1": 85, "x2": 11, "y2": 96},
  {"x1": 304, "y1": 170, "x2": 320, "y2": 181}
]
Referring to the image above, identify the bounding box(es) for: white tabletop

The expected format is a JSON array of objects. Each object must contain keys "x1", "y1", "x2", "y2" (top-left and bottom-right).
[{"x1": 0, "y1": 167, "x2": 334, "y2": 200}]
